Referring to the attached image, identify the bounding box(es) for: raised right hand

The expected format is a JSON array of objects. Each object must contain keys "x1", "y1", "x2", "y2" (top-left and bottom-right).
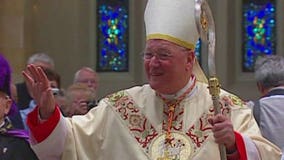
[{"x1": 22, "y1": 64, "x2": 56, "y2": 119}]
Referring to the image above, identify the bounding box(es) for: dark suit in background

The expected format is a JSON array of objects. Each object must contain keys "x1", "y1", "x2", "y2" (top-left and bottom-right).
[{"x1": 16, "y1": 82, "x2": 32, "y2": 110}]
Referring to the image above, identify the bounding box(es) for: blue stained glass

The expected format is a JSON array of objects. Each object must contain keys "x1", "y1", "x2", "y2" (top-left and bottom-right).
[
  {"x1": 97, "y1": 0, "x2": 129, "y2": 72},
  {"x1": 195, "y1": 39, "x2": 202, "y2": 64},
  {"x1": 242, "y1": 0, "x2": 276, "y2": 72}
]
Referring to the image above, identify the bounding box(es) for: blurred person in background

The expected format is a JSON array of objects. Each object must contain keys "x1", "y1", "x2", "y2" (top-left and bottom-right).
[
  {"x1": 64, "y1": 83, "x2": 96, "y2": 117},
  {"x1": 253, "y1": 55, "x2": 284, "y2": 159},
  {"x1": 16, "y1": 53, "x2": 55, "y2": 110},
  {"x1": 0, "y1": 54, "x2": 38, "y2": 159},
  {"x1": 54, "y1": 88, "x2": 68, "y2": 117},
  {"x1": 73, "y1": 67, "x2": 99, "y2": 93},
  {"x1": 0, "y1": 54, "x2": 24, "y2": 129}
]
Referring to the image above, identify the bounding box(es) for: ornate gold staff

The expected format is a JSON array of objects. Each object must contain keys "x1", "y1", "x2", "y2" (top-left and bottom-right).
[{"x1": 194, "y1": 0, "x2": 227, "y2": 160}]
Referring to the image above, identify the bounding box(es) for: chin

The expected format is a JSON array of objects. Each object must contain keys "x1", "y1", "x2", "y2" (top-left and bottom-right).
[
  {"x1": 148, "y1": 81, "x2": 159, "y2": 89},
  {"x1": 149, "y1": 82, "x2": 166, "y2": 93}
]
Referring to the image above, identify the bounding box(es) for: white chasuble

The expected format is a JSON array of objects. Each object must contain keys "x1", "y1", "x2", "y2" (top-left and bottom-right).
[{"x1": 32, "y1": 82, "x2": 281, "y2": 160}]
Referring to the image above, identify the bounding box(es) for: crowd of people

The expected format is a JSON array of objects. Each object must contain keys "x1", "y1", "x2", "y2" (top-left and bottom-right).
[
  {"x1": 14, "y1": 53, "x2": 99, "y2": 120},
  {"x1": 0, "y1": 0, "x2": 283, "y2": 159},
  {"x1": 0, "y1": 53, "x2": 99, "y2": 159}
]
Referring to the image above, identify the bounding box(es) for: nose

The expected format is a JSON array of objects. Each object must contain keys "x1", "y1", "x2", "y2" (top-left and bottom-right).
[
  {"x1": 148, "y1": 56, "x2": 161, "y2": 67},
  {"x1": 87, "y1": 80, "x2": 93, "y2": 86}
]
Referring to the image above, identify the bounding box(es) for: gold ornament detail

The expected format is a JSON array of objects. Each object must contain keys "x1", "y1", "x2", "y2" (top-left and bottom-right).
[
  {"x1": 200, "y1": 10, "x2": 208, "y2": 33},
  {"x1": 150, "y1": 132, "x2": 193, "y2": 160}
]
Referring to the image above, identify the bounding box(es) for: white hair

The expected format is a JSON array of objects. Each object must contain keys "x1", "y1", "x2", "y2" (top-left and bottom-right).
[
  {"x1": 254, "y1": 55, "x2": 284, "y2": 89},
  {"x1": 27, "y1": 53, "x2": 55, "y2": 68},
  {"x1": 73, "y1": 67, "x2": 97, "y2": 83}
]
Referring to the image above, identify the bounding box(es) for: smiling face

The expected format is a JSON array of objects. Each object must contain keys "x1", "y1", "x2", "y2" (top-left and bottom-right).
[{"x1": 144, "y1": 39, "x2": 195, "y2": 94}]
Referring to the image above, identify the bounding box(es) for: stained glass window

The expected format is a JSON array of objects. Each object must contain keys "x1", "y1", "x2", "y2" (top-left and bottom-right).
[
  {"x1": 242, "y1": 0, "x2": 276, "y2": 72},
  {"x1": 97, "y1": 0, "x2": 129, "y2": 72},
  {"x1": 195, "y1": 38, "x2": 202, "y2": 63}
]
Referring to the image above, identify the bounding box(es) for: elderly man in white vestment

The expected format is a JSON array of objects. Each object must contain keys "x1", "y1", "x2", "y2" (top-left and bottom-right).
[{"x1": 23, "y1": 0, "x2": 281, "y2": 160}]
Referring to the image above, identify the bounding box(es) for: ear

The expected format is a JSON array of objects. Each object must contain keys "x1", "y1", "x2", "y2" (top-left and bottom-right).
[
  {"x1": 4, "y1": 98, "x2": 12, "y2": 116},
  {"x1": 256, "y1": 82, "x2": 268, "y2": 96},
  {"x1": 185, "y1": 50, "x2": 195, "y2": 71}
]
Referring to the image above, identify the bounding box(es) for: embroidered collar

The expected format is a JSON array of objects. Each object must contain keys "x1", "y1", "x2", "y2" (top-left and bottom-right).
[{"x1": 157, "y1": 76, "x2": 197, "y2": 146}]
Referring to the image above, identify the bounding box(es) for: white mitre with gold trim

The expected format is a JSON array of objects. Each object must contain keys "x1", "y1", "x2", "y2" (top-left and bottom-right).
[{"x1": 144, "y1": 0, "x2": 208, "y2": 83}]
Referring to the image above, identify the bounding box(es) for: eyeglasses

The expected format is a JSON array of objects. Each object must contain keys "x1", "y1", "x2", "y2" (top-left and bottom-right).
[{"x1": 142, "y1": 51, "x2": 174, "y2": 61}]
